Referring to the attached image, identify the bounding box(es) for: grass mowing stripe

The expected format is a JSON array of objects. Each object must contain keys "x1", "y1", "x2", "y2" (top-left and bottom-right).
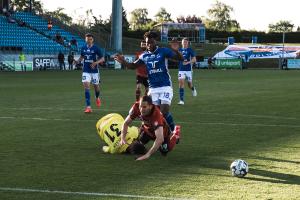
[
  {"x1": 1, "y1": 116, "x2": 300, "y2": 128},
  {"x1": 2, "y1": 107, "x2": 299, "y2": 120}
]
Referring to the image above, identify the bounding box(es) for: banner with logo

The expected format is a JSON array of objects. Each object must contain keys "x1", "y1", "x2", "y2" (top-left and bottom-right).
[
  {"x1": 33, "y1": 57, "x2": 59, "y2": 70},
  {"x1": 214, "y1": 58, "x2": 242, "y2": 69},
  {"x1": 2, "y1": 61, "x2": 33, "y2": 71},
  {"x1": 214, "y1": 45, "x2": 300, "y2": 60},
  {"x1": 287, "y1": 59, "x2": 300, "y2": 69}
]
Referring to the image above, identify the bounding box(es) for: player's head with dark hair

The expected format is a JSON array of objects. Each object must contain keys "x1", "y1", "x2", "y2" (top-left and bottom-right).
[
  {"x1": 85, "y1": 33, "x2": 94, "y2": 45},
  {"x1": 140, "y1": 40, "x2": 147, "y2": 51},
  {"x1": 127, "y1": 140, "x2": 147, "y2": 155},
  {"x1": 139, "y1": 95, "x2": 153, "y2": 116},
  {"x1": 170, "y1": 37, "x2": 179, "y2": 49},
  {"x1": 143, "y1": 31, "x2": 158, "y2": 40},
  {"x1": 143, "y1": 31, "x2": 158, "y2": 52}
]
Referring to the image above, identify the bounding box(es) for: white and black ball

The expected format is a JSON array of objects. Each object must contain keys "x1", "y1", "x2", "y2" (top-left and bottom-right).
[{"x1": 230, "y1": 159, "x2": 249, "y2": 178}]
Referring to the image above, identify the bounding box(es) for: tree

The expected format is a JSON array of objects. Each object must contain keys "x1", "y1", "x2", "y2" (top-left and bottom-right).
[
  {"x1": 46, "y1": 8, "x2": 72, "y2": 26},
  {"x1": 268, "y1": 20, "x2": 294, "y2": 32},
  {"x1": 11, "y1": 0, "x2": 43, "y2": 14},
  {"x1": 122, "y1": 7, "x2": 130, "y2": 32},
  {"x1": 177, "y1": 15, "x2": 202, "y2": 23},
  {"x1": 206, "y1": 0, "x2": 240, "y2": 31},
  {"x1": 297, "y1": 26, "x2": 300, "y2": 32},
  {"x1": 154, "y1": 7, "x2": 173, "y2": 23},
  {"x1": 129, "y1": 8, "x2": 151, "y2": 30}
]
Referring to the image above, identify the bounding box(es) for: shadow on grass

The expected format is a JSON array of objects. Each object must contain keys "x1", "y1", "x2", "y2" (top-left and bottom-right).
[
  {"x1": 246, "y1": 168, "x2": 300, "y2": 185},
  {"x1": 250, "y1": 155, "x2": 300, "y2": 165}
]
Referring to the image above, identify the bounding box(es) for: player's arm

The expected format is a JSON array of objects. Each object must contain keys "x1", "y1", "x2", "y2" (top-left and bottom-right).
[
  {"x1": 91, "y1": 57, "x2": 105, "y2": 68},
  {"x1": 167, "y1": 45, "x2": 184, "y2": 62},
  {"x1": 74, "y1": 55, "x2": 84, "y2": 65},
  {"x1": 136, "y1": 126, "x2": 164, "y2": 161},
  {"x1": 120, "y1": 115, "x2": 133, "y2": 145},
  {"x1": 114, "y1": 54, "x2": 144, "y2": 69},
  {"x1": 183, "y1": 56, "x2": 197, "y2": 65}
]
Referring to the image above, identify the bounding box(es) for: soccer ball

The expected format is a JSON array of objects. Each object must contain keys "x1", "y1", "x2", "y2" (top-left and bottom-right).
[{"x1": 230, "y1": 159, "x2": 249, "y2": 178}]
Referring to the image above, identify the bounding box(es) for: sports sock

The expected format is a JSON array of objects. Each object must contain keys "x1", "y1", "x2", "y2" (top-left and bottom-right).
[
  {"x1": 85, "y1": 89, "x2": 91, "y2": 106},
  {"x1": 168, "y1": 133, "x2": 178, "y2": 151},
  {"x1": 95, "y1": 90, "x2": 100, "y2": 98},
  {"x1": 164, "y1": 112, "x2": 175, "y2": 132},
  {"x1": 179, "y1": 88, "x2": 184, "y2": 101},
  {"x1": 191, "y1": 86, "x2": 195, "y2": 91}
]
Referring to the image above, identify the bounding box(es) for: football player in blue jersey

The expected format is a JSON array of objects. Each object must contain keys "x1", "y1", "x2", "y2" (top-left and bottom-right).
[
  {"x1": 75, "y1": 33, "x2": 104, "y2": 113},
  {"x1": 178, "y1": 38, "x2": 197, "y2": 105},
  {"x1": 114, "y1": 31, "x2": 183, "y2": 132}
]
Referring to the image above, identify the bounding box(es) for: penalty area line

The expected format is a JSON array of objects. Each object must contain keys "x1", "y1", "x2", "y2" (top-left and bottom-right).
[{"x1": 0, "y1": 187, "x2": 194, "y2": 200}]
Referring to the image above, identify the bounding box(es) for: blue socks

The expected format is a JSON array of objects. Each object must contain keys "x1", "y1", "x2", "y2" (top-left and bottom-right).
[
  {"x1": 85, "y1": 89, "x2": 91, "y2": 107},
  {"x1": 179, "y1": 88, "x2": 184, "y2": 101},
  {"x1": 164, "y1": 112, "x2": 175, "y2": 132}
]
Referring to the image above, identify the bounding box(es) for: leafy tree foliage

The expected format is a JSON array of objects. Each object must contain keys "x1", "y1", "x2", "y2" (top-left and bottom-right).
[
  {"x1": 129, "y1": 8, "x2": 152, "y2": 30},
  {"x1": 154, "y1": 7, "x2": 173, "y2": 23},
  {"x1": 176, "y1": 15, "x2": 202, "y2": 23},
  {"x1": 206, "y1": 0, "x2": 240, "y2": 31},
  {"x1": 268, "y1": 20, "x2": 294, "y2": 32},
  {"x1": 11, "y1": 0, "x2": 43, "y2": 14}
]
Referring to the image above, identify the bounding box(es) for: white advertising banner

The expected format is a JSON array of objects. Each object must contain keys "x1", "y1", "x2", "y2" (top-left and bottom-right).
[{"x1": 214, "y1": 45, "x2": 300, "y2": 60}]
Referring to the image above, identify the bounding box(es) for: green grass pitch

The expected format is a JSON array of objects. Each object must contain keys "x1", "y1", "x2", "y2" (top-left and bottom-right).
[{"x1": 0, "y1": 69, "x2": 300, "y2": 199}]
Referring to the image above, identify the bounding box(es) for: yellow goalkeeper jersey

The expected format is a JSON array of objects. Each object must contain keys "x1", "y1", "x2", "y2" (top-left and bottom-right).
[{"x1": 96, "y1": 113, "x2": 139, "y2": 154}]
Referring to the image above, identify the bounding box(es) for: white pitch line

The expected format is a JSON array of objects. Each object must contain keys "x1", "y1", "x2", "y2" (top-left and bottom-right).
[
  {"x1": 2, "y1": 107, "x2": 129, "y2": 112},
  {"x1": 0, "y1": 116, "x2": 95, "y2": 122},
  {"x1": 178, "y1": 121, "x2": 300, "y2": 128},
  {"x1": 0, "y1": 187, "x2": 194, "y2": 200},
  {"x1": 1, "y1": 116, "x2": 300, "y2": 128}
]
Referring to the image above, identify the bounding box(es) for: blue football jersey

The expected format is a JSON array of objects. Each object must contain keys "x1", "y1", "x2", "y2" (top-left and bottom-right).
[
  {"x1": 80, "y1": 45, "x2": 103, "y2": 73},
  {"x1": 179, "y1": 48, "x2": 195, "y2": 71},
  {"x1": 135, "y1": 47, "x2": 175, "y2": 88}
]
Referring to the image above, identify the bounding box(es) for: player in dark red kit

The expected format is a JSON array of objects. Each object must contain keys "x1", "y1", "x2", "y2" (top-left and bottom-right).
[{"x1": 120, "y1": 95, "x2": 181, "y2": 161}]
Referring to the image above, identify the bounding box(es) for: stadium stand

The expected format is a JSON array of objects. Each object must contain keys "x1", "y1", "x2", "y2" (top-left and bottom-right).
[
  {"x1": 12, "y1": 12, "x2": 85, "y2": 51},
  {"x1": 0, "y1": 15, "x2": 68, "y2": 54}
]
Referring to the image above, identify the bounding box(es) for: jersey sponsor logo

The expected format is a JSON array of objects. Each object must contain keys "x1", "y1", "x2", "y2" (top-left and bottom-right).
[
  {"x1": 149, "y1": 68, "x2": 162, "y2": 75},
  {"x1": 84, "y1": 59, "x2": 93, "y2": 63}
]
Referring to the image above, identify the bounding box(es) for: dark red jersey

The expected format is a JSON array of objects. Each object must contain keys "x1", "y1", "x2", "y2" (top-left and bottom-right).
[
  {"x1": 129, "y1": 102, "x2": 170, "y2": 139},
  {"x1": 135, "y1": 51, "x2": 148, "y2": 78}
]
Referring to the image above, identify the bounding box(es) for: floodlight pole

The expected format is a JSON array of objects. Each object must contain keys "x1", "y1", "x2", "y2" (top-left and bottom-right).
[{"x1": 111, "y1": 0, "x2": 122, "y2": 53}]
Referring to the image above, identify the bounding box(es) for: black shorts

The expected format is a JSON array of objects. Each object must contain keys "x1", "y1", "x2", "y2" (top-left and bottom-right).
[
  {"x1": 138, "y1": 129, "x2": 153, "y2": 145},
  {"x1": 138, "y1": 128, "x2": 169, "y2": 146},
  {"x1": 136, "y1": 75, "x2": 149, "y2": 88}
]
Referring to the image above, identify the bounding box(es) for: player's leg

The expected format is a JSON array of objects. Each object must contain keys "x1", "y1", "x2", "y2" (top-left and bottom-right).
[
  {"x1": 178, "y1": 71, "x2": 185, "y2": 105},
  {"x1": 136, "y1": 78, "x2": 142, "y2": 101},
  {"x1": 159, "y1": 87, "x2": 176, "y2": 132},
  {"x1": 187, "y1": 71, "x2": 197, "y2": 96},
  {"x1": 82, "y1": 72, "x2": 92, "y2": 113},
  {"x1": 138, "y1": 128, "x2": 152, "y2": 145},
  {"x1": 92, "y1": 73, "x2": 101, "y2": 108},
  {"x1": 142, "y1": 77, "x2": 149, "y2": 96}
]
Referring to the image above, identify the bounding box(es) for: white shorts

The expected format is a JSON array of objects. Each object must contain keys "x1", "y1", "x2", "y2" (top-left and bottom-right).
[
  {"x1": 148, "y1": 86, "x2": 173, "y2": 105},
  {"x1": 82, "y1": 72, "x2": 100, "y2": 84},
  {"x1": 178, "y1": 71, "x2": 193, "y2": 82}
]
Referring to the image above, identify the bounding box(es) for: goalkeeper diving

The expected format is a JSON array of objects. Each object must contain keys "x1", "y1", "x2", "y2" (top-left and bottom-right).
[{"x1": 96, "y1": 113, "x2": 146, "y2": 154}]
